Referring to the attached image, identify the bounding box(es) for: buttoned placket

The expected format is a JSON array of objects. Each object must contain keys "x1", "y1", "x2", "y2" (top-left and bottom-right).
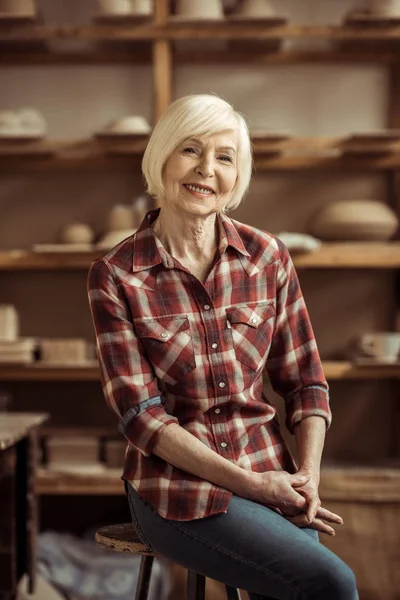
[{"x1": 198, "y1": 296, "x2": 233, "y2": 458}]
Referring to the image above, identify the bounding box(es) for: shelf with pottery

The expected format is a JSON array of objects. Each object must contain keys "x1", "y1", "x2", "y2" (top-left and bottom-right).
[
  {"x1": 2, "y1": 47, "x2": 400, "y2": 66},
  {"x1": 0, "y1": 242, "x2": 399, "y2": 270},
  {"x1": 5, "y1": 22, "x2": 400, "y2": 43},
  {"x1": 1, "y1": 361, "x2": 400, "y2": 382},
  {"x1": 3, "y1": 135, "x2": 400, "y2": 172},
  {"x1": 35, "y1": 462, "x2": 400, "y2": 497}
]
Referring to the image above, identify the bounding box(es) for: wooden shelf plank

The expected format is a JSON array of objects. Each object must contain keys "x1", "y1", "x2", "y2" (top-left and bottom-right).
[
  {"x1": 37, "y1": 467, "x2": 124, "y2": 495},
  {"x1": 0, "y1": 364, "x2": 100, "y2": 381},
  {"x1": 0, "y1": 249, "x2": 102, "y2": 270},
  {"x1": 1, "y1": 49, "x2": 399, "y2": 66},
  {"x1": 322, "y1": 360, "x2": 400, "y2": 379},
  {"x1": 293, "y1": 242, "x2": 400, "y2": 268},
  {"x1": 36, "y1": 464, "x2": 400, "y2": 497},
  {"x1": 1, "y1": 360, "x2": 400, "y2": 381},
  {"x1": 319, "y1": 466, "x2": 400, "y2": 502},
  {"x1": 1, "y1": 137, "x2": 400, "y2": 171},
  {"x1": 3, "y1": 24, "x2": 400, "y2": 42},
  {"x1": 0, "y1": 243, "x2": 399, "y2": 271}
]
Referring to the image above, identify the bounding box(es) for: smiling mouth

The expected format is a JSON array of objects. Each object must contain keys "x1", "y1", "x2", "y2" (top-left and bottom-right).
[{"x1": 183, "y1": 183, "x2": 215, "y2": 195}]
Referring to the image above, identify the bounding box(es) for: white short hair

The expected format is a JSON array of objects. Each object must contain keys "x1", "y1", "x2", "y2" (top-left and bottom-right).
[{"x1": 142, "y1": 94, "x2": 253, "y2": 212}]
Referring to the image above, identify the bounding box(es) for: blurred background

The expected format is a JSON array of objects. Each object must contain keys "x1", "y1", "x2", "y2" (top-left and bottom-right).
[{"x1": 0, "y1": 0, "x2": 399, "y2": 599}]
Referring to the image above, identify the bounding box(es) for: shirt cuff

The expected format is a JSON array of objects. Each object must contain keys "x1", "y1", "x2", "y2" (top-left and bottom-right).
[
  {"x1": 118, "y1": 396, "x2": 178, "y2": 457},
  {"x1": 285, "y1": 385, "x2": 332, "y2": 434}
]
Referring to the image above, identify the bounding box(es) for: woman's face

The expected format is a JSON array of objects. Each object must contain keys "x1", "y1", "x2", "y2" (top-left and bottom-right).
[{"x1": 162, "y1": 130, "x2": 238, "y2": 217}]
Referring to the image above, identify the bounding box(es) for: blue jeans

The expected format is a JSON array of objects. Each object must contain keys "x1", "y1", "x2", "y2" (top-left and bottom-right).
[{"x1": 125, "y1": 482, "x2": 358, "y2": 600}]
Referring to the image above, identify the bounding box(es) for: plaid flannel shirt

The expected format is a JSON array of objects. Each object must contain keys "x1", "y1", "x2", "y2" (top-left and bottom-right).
[{"x1": 88, "y1": 208, "x2": 331, "y2": 520}]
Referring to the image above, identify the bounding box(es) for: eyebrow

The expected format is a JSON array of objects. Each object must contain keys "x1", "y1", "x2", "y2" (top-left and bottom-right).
[{"x1": 186, "y1": 138, "x2": 237, "y2": 154}]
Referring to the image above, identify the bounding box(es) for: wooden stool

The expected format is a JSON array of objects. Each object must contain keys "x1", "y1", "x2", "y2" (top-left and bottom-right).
[{"x1": 95, "y1": 523, "x2": 241, "y2": 600}]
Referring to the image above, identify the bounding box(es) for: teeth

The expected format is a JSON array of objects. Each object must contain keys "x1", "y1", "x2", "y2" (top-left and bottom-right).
[{"x1": 185, "y1": 184, "x2": 213, "y2": 195}]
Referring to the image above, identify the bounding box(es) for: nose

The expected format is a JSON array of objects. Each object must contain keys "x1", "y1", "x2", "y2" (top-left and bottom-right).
[{"x1": 195, "y1": 154, "x2": 215, "y2": 178}]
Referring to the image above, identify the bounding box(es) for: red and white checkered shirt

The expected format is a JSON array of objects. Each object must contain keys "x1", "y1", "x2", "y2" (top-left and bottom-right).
[{"x1": 88, "y1": 208, "x2": 331, "y2": 521}]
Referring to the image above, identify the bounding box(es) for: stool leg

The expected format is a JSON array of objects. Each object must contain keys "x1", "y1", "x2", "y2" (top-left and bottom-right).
[
  {"x1": 134, "y1": 555, "x2": 154, "y2": 600},
  {"x1": 225, "y1": 586, "x2": 241, "y2": 599},
  {"x1": 187, "y1": 570, "x2": 206, "y2": 600}
]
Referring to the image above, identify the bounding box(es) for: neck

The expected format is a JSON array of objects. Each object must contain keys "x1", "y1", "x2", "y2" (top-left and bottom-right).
[{"x1": 152, "y1": 207, "x2": 219, "y2": 262}]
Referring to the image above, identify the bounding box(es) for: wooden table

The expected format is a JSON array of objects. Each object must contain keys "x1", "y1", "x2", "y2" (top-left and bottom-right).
[{"x1": 0, "y1": 412, "x2": 48, "y2": 600}]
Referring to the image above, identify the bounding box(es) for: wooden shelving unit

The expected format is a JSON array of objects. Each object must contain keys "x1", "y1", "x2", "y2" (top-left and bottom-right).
[
  {"x1": 3, "y1": 22, "x2": 400, "y2": 43},
  {"x1": 2, "y1": 7, "x2": 400, "y2": 594},
  {"x1": 0, "y1": 243, "x2": 399, "y2": 270}
]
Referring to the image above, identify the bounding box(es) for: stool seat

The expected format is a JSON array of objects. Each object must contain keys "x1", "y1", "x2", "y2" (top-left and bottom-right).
[
  {"x1": 96, "y1": 523, "x2": 241, "y2": 600},
  {"x1": 96, "y1": 523, "x2": 155, "y2": 556}
]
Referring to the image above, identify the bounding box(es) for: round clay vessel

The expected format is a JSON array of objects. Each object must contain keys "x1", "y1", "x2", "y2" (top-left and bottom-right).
[
  {"x1": 307, "y1": 200, "x2": 399, "y2": 241},
  {"x1": 60, "y1": 223, "x2": 95, "y2": 244}
]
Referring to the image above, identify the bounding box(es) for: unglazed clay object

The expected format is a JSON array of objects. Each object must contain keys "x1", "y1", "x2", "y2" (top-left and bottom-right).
[
  {"x1": 97, "y1": 229, "x2": 137, "y2": 250},
  {"x1": 276, "y1": 232, "x2": 321, "y2": 253},
  {"x1": 233, "y1": 0, "x2": 276, "y2": 18},
  {"x1": 60, "y1": 223, "x2": 95, "y2": 244},
  {"x1": 175, "y1": 0, "x2": 223, "y2": 19},
  {"x1": 0, "y1": 0, "x2": 36, "y2": 16},
  {"x1": 360, "y1": 0, "x2": 400, "y2": 16},
  {"x1": 107, "y1": 204, "x2": 135, "y2": 231},
  {"x1": 307, "y1": 200, "x2": 399, "y2": 241},
  {"x1": 97, "y1": 0, "x2": 131, "y2": 15}
]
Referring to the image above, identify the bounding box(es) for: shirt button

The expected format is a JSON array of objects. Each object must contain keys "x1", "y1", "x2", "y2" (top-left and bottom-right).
[
  {"x1": 251, "y1": 318, "x2": 258, "y2": 324},
  {"x1": 218, "y1": 382, "x2": 225, "y2": 388},
  {"x1": 211, "y1": 343, "x2": 218, "y2": 349},
  {"x1": 204, "y1": 304, "x2": 211, "y2": 311},
  {"x1": 215, "y1": 408, "x2": 221, "y2": 414},
  {"x1": 220, "y1": 442, "x2": 227, "y2": 448},
  {"x1": 160, "y1": 332, "x2": 169, "y2": 338}
]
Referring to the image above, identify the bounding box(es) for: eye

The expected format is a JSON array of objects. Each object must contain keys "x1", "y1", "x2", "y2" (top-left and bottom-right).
[
  {"x1": 218, "y1": 155, "x2": 233, "y2": 163},
  {"x1": 182, "y1": 146, "x2": 199, "y2": 155}
]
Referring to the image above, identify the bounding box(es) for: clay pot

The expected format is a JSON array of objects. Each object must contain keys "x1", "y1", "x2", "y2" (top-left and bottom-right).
[
  {"x1": 60, "y1": 223, "x2": 95, "y2": 245},
  {"x1": 307, "y1": 200, "x2": 399, "y2": 241}
]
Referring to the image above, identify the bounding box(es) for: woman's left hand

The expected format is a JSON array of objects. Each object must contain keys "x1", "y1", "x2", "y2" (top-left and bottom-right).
[
  {"x1": 291, "y1": 468, "x2": 321, "y2": 523},
  {"x1": 284, "y1": 506, "x2": 343, "y2": 536}
]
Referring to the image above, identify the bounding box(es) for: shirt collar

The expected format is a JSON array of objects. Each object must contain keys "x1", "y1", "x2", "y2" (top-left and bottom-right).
[{"x1": 132, "y1": 208, "x2": 250, "y2": 273}]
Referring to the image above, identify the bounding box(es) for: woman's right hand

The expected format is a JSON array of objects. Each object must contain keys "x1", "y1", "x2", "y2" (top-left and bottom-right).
[{"x1": 252, "y1": 471, "x2": 310, "y2": 516}]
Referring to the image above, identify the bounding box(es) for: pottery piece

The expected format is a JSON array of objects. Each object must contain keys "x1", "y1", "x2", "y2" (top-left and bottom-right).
[
  {"x1": 97, "y1": 0, "x2": 132, "y2": 15},
  {"x1": 276, "y1": 232, "x2": 321, "y2": 253},
  {"x1": 359, "y1": 0, "x2": 400, "y2": 16},
  {"x1": 0, "y1": 305, "x2": 19, "y2": 341},
  {"x1": 175, "y1": 0, "x2": 224, "y2": 20},
  {"x1": 40, "y1": 338, "x2": 89, "y2": 364},
  {"x1": 97, "y1": 229, "x2": 137, "y2": 250},
  {"x1": 101, "y1": 115, "x2": 151, "y2": 135},
  {"x1": 233, "y1": 0, "x2": 276, "y2": 18},
  {"x1": 307, "y1": 200, "x2": 399, "y2": 241},
  {"x1": 130, "y1": 0, "x2": 152, "y2": 16},
  {"x1": 60, "y1": 223, "x2": 95, "y2": 245},
  {"x1": 0, "y1": 0, "x2": 35, "y2": 16},
  {"x1": 352, "y1": 332, "x2": 400, "y2": 364}
]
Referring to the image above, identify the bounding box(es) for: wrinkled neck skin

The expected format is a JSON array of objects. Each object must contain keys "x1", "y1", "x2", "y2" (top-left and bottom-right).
[{"x1": 152, "y1": 206, "x2": 219, "y2": 264}]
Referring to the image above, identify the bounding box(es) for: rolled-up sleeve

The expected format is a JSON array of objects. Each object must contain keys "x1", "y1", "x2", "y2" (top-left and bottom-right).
[
  {"x1": 266, "y1": 239, "x2": 332, "y2": 434},
  {"x1": 87, "y1": 259, "x2": 178, "y2": 456}
]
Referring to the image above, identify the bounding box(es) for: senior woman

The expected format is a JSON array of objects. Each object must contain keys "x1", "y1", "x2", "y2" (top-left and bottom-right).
[{"x1": 88, "y1": 94, "x2": 358, "y2": 599}]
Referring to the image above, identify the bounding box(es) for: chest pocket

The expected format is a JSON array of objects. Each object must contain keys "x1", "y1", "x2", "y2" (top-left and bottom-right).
[
  {"x1": 134, "y1": 315, "x2": 196, "y2": 385},
  {"x1": 226, "y1": 302, "x2": 276, "y2": 372}
]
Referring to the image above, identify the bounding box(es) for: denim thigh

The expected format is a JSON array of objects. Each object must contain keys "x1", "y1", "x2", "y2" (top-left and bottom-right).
[{"x1": 125, "y1": 483, "x2": 358, "y2": 600}]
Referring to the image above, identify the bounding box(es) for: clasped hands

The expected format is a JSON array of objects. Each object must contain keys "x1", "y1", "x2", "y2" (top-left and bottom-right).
[{"x1": 259, "y1": 469, "x2": 343, "y2": 536}]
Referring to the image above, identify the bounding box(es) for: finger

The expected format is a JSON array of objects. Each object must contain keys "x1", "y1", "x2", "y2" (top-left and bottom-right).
[
  {"x1": 308, "y1": 518, "x2": 336, "y2": 536},
  {"x1": 316, "y1": 506, "x2": 343, "y2": 524},
  {"x1": 307, "y1": 497, "x2": 320, "y2": 523}
]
